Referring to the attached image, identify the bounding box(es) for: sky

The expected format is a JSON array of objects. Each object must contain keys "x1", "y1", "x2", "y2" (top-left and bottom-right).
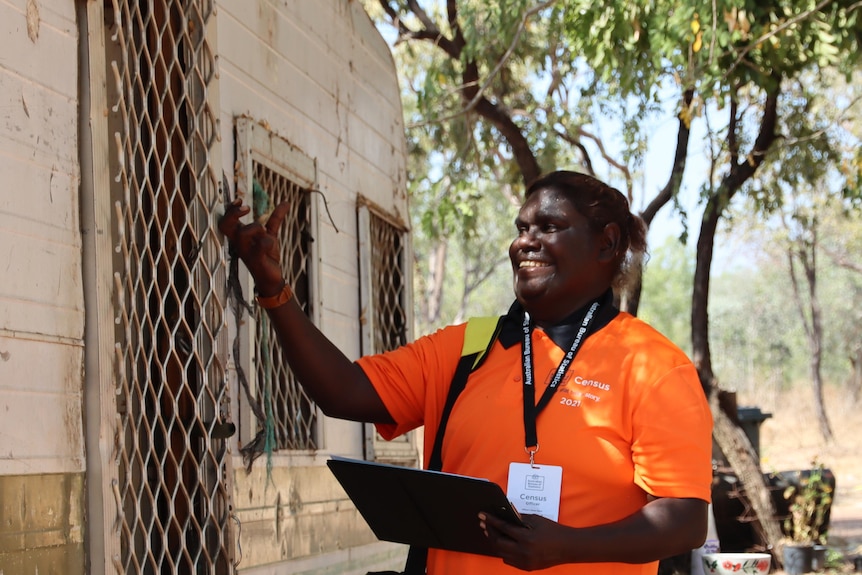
[{"x1": 622, "y1": 101, "x2": 754, "y2": 275}]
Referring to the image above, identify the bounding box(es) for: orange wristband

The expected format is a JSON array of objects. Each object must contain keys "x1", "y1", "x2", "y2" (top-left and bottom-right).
[{"x1": 255, "y1": 282, "x2": 293, "y2": 309}]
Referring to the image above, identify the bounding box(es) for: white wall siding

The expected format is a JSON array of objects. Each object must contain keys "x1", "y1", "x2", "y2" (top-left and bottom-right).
[
  {"x1": 0, "y1": 0, "x2": 409, "y2": 572},
  {"x1": 217, "y1": 0, "x2": 407, "y2": 365},
  {"x1": 0, "y1": 0, "x2": 86, "y2": 569},
  {"x1": 0, "y1": 0, "x2": 84, "y2": 476},
  {"x1": 216, "y1": 1, "x2": 408, "y2": 571}
]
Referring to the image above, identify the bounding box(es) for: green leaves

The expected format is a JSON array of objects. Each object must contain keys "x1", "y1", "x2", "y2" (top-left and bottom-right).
[
  {"x1": 782, "y1": 465, "x2": 834, "y2": 544},
  {"x1": 562, "y1": 0, "x2": 862, "y2": 102},
  {"x1": 363, "y1": 0, "x2": 862, "y2": 344}
]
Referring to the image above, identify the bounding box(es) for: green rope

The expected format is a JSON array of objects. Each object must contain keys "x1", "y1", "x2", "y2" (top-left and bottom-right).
[
  {"x1": 253, "y1": 178, "x2": 271, "y2": 223},
  {"x1": 259, "y1": 311, "x2": 276, "y2": 489},
  {"x1": 252, "y1": 176, "x2": 277, "y2": 487}
]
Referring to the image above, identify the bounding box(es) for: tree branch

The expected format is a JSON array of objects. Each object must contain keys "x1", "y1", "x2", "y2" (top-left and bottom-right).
[
  {"x1": 823, "y1": 245, "x2": 862, "y2": 274},
  {"x1": 728, "y1": 96, "x2": 740, "y2": 167},
  {"x1": 406, "y1": 0, "x2": 439, "y2": 34},
  {"x1": 642, "y1": 89, "x2": 694, "y2": 225},
  {"x1": 728, "y1": 86, "x2": 781, "y2": 190},
  {"x1": 692, "y1": 85, "x2": 780, "y2": 389},
  {"x1": 554, "y1": 126, "x2": 633, "y2": 198},
  {"x1": 379, "y1": 0, "x2": 459, "y2": 56},
  {"x1": 407, "y1": 0, "x2": 558, "y2": 129}
]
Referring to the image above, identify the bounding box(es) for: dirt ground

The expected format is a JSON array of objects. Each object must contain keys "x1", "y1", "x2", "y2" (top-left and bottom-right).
[{"x1": 743, "y1": 386, "x2": 862, "y2": 573}]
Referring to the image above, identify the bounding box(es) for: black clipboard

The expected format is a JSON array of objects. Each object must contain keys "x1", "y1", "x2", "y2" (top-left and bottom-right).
[{"x1": 326, "y1": 455, "x2": 525, "y2": 557}]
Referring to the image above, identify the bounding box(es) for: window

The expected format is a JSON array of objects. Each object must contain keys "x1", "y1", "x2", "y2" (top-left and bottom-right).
[
  {"x1": 357, "y1": 202, "x2": 417, "y2": 465},
  {"x1": 235, "y1": 118, "x2": 319, "y2": 454}
]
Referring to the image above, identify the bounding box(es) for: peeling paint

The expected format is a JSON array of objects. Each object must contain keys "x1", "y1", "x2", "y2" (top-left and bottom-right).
[
  {"x1": 0, "y1": 350, "x2": 9, "y2": 361},
  {"x1": 26, "y1": 0, "x2": 40, "y2": 42}
]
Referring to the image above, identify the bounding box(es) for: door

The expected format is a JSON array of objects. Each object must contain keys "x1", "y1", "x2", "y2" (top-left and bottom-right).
[{"x1": 85, "y1": 1, "x2": 234, "y2": 572}]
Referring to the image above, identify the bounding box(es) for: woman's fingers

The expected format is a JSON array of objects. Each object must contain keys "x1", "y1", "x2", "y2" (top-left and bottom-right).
[
  {"x1": 219, "y1": 199, "x2": 286, "y2": 287},
  {"x1": 264, "y1": 201, "x2": 291, "y2": 236},
  {"x1": 219, "y1": 199, "x2": 250, "y2": 239},
  {"x1": 480, "y1": 512, "x2": 527, "y2": 542},
  {"x1": 220, "y1": 199, "x2": 287, "y2": 242}
]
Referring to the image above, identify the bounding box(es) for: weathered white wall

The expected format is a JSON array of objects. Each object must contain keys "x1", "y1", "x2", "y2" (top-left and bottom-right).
[
  {"x1": 0, "y1": 1, "x2": 86, "y2": 571},
  {"x1": 218, "y1": 0, "x2": 407, "y2": 364},
  {"x1": 0, "y1": 0, "x2": 84, "y2": 476},
  {"x1": 216, "y1": 0, "x2": 409, "y2": 572},
  {"x1": 0, "y1": 0, "x2": 409, "y2": 572}
]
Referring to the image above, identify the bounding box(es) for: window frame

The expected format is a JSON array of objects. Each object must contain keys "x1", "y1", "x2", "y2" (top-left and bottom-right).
[
  {"x1": 356, "y1": 198, "x2": 418, "y2": 466},
  {"x1": 234, "y1": 116, "x2": 322, "y2": 453}
]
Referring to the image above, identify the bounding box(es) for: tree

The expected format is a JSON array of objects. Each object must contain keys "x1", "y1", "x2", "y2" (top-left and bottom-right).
[
  {"x1": 821, "y1": 208, "x2": 862, "y2": 402},
  {"x1": 782, "y1": 198, "x2": 833, "y2": 441},
  {"x1": 363, "y1": 0, "x2": 862, "y2": 560},
  {"x1": 715, "y1": 87, "x2": 862, "y2": 412},
  {"x1": 562, "y1": 1, "x2": 862, "y2": 557},
  {"x1": 364, "y1": 0, "x2": 681, "y2": 328},
  {"x1": 741, "y1": 69, "x2": 862, "y2": 440},
  {"x1": 823, "y1": 69, "x2": 862, "y2": 403},
  {"x1": 727, "y1": 186, "x2": 862, "y2": 412}
]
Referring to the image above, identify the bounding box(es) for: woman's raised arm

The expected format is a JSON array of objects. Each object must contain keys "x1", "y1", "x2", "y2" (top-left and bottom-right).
[{"x1": 219, "y1": 199, "x2": 393, "y2": 423}]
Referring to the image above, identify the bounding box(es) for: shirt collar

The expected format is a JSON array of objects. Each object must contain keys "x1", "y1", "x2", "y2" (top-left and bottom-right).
[{"x1": 497, "y1": 289, "x2": 619, "y2": 351}]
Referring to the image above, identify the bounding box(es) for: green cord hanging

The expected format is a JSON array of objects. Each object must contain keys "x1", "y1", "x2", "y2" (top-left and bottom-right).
[{"x1": 259, "y1": 309, "x2": 277, "y2": 488}]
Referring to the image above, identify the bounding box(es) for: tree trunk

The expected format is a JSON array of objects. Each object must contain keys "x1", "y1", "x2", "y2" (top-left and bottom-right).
[
  {"x1": 690, "y1": 87, "x2": 783, "y2": 563},
  {"x1": 692, "y1": 194, "x2": 784, "y2": 564},
  {"x1": 849, "y1": 347, "x2": 862, "y2": 404},
  {"x1": 811, "y1": 356, "x2": 833, "y2": 441},
  {"x1": 787, "y1": 236, "x2": 834, "y2": 442},
  {"x1": 806, "y1": 284, "x2": 833, "y2": 442},
  {"x1": 710, "y1": 388, "x2": 787, "y2": 566},
  {"x1": 691, "y1": 192, "x2": 721, "y2": 394},
  {"x1": 424, "y1": 240, "x2": 448, "y2": 327}
]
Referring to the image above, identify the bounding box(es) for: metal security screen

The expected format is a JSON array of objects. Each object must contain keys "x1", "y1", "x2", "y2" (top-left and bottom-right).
[
  {"x1": 369, "y1": 213, "x2": 408, "y2": 353},
  {"x1": 250, "y1": 163, "x2": 317, "y2": 451},
  {"x1": 359, "y1": 205, "x2": 415, "y2": 465},
  {"x1": 106, "y1": 0, "x2": 232, "y2": 573}
]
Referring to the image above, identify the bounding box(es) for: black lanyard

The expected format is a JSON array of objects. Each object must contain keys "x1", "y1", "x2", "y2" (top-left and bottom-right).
[{"x1": 520, "y1": 302, "x2": 599, "y2": 464}]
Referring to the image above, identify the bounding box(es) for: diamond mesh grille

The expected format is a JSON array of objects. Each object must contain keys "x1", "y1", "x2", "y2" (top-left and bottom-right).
[
  {"x1": 107, "y1": 0, "x2": 231, "y2": 572},
  {"x1": 251, "y1": 163, "x2": 317, "y2": 451},
  {"x1": 363, "y1": 210, "x2": 411, "y2": 454},
  {"x1": 369, "y1": 214, "x2": 408, "y2": 353}
]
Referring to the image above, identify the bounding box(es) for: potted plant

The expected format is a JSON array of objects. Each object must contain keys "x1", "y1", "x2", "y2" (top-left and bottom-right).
[{"x1": 781, "y1": 463, "x2": 834, "y2": 575}]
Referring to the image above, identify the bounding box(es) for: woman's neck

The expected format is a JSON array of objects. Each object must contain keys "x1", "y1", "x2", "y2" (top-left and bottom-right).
[
  {"x1": 530, "y1": 290, "x2": 612, "y2": 349},
  {"x1": 528, "y1": 290, "x2": 607, "y2": 329}
]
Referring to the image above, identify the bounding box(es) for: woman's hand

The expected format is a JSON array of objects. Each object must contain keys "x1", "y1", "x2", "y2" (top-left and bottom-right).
[
  {"x1": 219, "y1": 199, "x2": 291, "y2": 296},
  {"x1": 218, "y1": 198, "x2": 393, "y2": 423},
  {"x1": 479, "y1": 496, "x2": 707, "y2": 569},
  {"x1": 479, "y1": 512, "x2": 571, "y2": 571}
]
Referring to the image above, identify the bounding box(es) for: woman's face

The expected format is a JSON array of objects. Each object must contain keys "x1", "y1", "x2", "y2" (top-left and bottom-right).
[{"x1": 509, "y1": 187, "x2": 615, "y2": 323}]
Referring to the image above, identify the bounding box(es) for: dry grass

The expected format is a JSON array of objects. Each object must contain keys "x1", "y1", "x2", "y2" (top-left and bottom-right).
[
  {"x1": 735, "y1": 385, "x2": 862, "y2": 572},
  {"x1": 753, "y1": 386, "x2": 862, "y2": 504}
]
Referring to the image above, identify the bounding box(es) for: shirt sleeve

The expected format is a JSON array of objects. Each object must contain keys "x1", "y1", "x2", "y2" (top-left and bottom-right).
[
  {"x1": 630, "y1": 361, "x2": 714, "y2": 502},
  {"x1": 356, "y1": 323, "x2": 467, "y2": 441}
]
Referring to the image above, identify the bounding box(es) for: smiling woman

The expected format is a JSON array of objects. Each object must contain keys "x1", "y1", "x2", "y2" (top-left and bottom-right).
[
  {"x1": 509, "y1": 171, "x2": 647, "y2": 328},
  {"x1": 220, "y1": 169, "x2": 714, "y2": 575}
]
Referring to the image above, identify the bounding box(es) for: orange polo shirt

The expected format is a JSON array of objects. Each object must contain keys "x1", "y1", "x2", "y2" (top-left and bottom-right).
[{"x1": 357, "y1": 308, "x2": 713, "y2": 575}]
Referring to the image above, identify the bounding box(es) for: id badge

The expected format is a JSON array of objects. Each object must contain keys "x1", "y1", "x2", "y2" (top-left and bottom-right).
[{"x1": 506, "y1": 462, "x2": 563, "y2": 521}]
